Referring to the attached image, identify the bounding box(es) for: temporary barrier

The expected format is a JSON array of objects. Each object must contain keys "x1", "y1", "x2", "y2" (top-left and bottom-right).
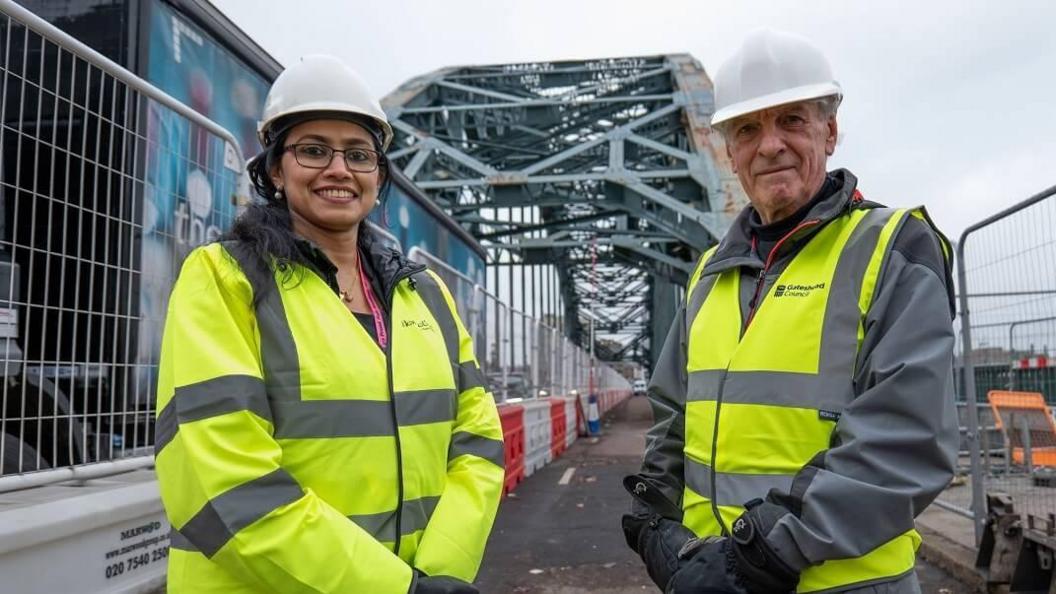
[
  {"x1": 497, "y1": 404, "x2": 525, "y2": 494},
  {"x1": 564, "y1": 396, "x2": 577, "y2": 449},
  {"x1": 549, "y1": 398, "x2": 567, "y2": 458},
  {"x1": 952, "y1": 183, "x2": 1056, "y2": 546},
  {"x1": 987, "y1": 391, "x2": 1056, "y2": 467},
  {"x1": 521, "y1": 400, "x2": 553, "y2": 476}
]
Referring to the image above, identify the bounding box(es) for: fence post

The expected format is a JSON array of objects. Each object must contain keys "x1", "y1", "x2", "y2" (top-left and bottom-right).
[
  {"x1": 957, "y1": 231, "x2": 987, "y2": 544},
  {"x1": 981, "y1": 407, "x2": 991, "y2": 476}
]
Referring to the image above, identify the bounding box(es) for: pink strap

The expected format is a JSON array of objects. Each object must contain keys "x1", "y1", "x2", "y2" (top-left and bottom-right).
[{"x1": 357, "y1": 251, "x2": 388, "y2": 349}]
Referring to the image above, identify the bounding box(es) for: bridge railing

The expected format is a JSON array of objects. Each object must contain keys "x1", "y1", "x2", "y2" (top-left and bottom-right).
[{"x1": 407, "y1": 248, "x2": 630, "y2": 403}]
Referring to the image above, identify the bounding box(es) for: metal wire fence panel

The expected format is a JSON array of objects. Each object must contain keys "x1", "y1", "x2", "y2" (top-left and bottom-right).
[
  {"x1": 954, "y1": 185, "x2": 1056, "y2": 539},
  {"x1": 0, "y1": 1, "x2": 631, "y2": 486},
  {"x1": 0, "y1": 6, "x2": 245, "y2": 482}
]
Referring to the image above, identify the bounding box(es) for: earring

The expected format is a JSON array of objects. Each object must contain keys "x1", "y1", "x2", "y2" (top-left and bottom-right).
[{"x1": 274, "y1": 187, "x2": 284, "y2": 201}]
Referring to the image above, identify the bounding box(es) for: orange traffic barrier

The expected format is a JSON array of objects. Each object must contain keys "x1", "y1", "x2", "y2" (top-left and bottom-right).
[
  {"x1": 549, "y1": 397, "x2": 567, "y2": 458},
  {"x1": 498, "y1": 404, "x2": 525, "y2": 494},
  {"x1": 987, "y1": 390, "x2": 1056, "y2": 466}
]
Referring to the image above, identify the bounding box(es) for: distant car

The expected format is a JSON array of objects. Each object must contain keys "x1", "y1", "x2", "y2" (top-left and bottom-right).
[
  {"x1": 486, "y1": 372, "x2": 533, "y2": 402},
  {"x1": 632, "y1": 379, "x2": 648, "y2": 396}
]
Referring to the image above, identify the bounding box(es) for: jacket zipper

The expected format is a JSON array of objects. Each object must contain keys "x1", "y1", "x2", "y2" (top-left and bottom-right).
[
  {"x1": 384, "y1": 267, "x2": 421, "y2": 556},
  {"x1": 710, "y1": 218, "x2": 822, "y2": 534},
  {"x1": 743, "y1": 218, "x2": 822, "y2": 330}
]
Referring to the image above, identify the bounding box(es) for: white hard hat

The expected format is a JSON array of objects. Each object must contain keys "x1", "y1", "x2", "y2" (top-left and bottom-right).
[
  {"x1": 257, "y1": 54, "x2": 394, "y2": 150},
  {"x1": 710, "y1": 29, "x2": 842, "y2": 127}
]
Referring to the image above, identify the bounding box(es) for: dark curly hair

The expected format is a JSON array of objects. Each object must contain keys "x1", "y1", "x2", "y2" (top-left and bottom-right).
[{"x1": 220, "y1": 114, "x2": 392, "y2": 295}]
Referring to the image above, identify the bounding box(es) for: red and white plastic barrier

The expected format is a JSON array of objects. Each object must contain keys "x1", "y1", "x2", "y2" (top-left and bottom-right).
[
  {"x1": 1013, "y1": 356, "x2": 1051, "y2": 369},
  {"x1": 495, "y1": 389, "x2": 632, "y2": 495},
  {"x1": 595, "y1": 388, "x2": 632, "y2": 418},
  {"x1": 521, "y1": 400, "x2": 553, "y2": 476},
  {"x1": 498, "y1": 404, "x2": 525, "y2": 495},
  {"x1": 549, "y1": 398, "x2": 568, "y2": 458},
  {"x1": 564, "y1": 397, "x2": 577, "y2": 449}
]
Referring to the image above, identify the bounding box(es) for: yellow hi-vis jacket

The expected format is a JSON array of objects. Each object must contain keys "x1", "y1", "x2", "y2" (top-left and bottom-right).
[
  {"x1": 154, "y1": 236, "x2": 504, "y2": 594},
  {"x1": 640, "y1": 171, "x2": 957, "y2": 593}
]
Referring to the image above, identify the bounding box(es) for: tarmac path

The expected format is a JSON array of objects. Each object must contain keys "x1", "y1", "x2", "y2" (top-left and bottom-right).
[{"x1": 476, "y1": 396, "x2": 967, "y2": 594}]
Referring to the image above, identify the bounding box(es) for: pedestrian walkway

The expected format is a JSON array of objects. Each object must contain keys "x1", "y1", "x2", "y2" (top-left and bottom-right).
[
  {"x1": 477, "y1": 396, "x2": 654, "y2": 593},
  {"x1": 478, "y1": 396, "x2": 969, "y2": 593}
]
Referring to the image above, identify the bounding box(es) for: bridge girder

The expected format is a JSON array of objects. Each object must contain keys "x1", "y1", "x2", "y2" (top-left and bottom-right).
[{"x1": 384, "y1": 55, "x2": 747, "y2": 367}]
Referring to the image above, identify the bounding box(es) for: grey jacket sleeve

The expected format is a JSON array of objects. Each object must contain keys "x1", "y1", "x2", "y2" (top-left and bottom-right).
[
  {"x1": 636, "y1": 303, "x2": 690, "y2": 514},
  {"x1": 764, "y1": 216, "x2": 959, "y2": 570}
]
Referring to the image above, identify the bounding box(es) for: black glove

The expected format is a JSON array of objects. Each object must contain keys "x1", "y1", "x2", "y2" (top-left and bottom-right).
[
  {"x1": 727, "y1": 499, "x2": 799, "y2": 593},
  {"x1": 410, "y1": 571, "x2": 479, "y2": 594},
  {"x1": 621, "y1": 475, "x2": 697, "y2": 589},
  {"x1": 667, "y1": 499, "x2": 800, "y2": 594},
  {"x1": 624, "y1": 514, "x2": 701, "y2": 589},
  {"x1": 665, "y1": 537, "x2": 746, "y2": 594}
]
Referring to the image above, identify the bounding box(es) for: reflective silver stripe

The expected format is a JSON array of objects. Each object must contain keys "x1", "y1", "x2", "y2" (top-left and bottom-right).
[
  {"x1": 169, "y1": 528, "x2": 195, "y2": 551},
  {"x1": 689, "y1": 369, "x2": 847, "y2": 411},
  {"x1": 449, "y1": 431, "x2": 504, "y2": 468},
  {"x1": 175, "y1": 375, "x2": 270, "y2": 423},
  {"x1": 154, "y1": 375, "x2": 269, "y2": 455},
  {"x1": 687, "y1": 369, "x2": 725, "y2": 403},
  {"x1": 413, "y1": 272, "x2": 460, "y2": 366},
  {"x1": 686, "y1": 268, "x2": 721, "y2": 328},
  {"x1": 458, "y1": 361, "x2": 487, "y2": 393},
  {"x1": 684, "y1": 457, "x2": 794, "y2": 507},
  {"x1": 272, "y1": 399, "x2": 395, "y2": 438},
  {"x1": 154, "y1": 403, "x2": 178, "y2": 455},
  {"x1": 222, "y1": 242, "x2": 302, "y2": 402},
  {"x1": 815, "y1": 208, "x2": 894, "y2": 380},
  {"x1": 270, "y1": 391, "x2": 458, "y2": 438},
  {"x1": 396, "y1": 389, "x2": 458, "y2": 426},
  {"x1": 178, "y1": 469, "x2": 304, "y2": 558},
  {"x1": 348, "y1": 496, "x2": 440, "y2": 542}
]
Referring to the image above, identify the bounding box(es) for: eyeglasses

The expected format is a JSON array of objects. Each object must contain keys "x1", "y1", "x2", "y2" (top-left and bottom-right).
[{"x1": 284, "y1": 143, "x2": 381, "y2": 172}]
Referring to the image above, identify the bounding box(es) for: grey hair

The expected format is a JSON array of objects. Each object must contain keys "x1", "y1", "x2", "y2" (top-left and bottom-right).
[
  {"x1": 714, "y1": 94, "x2": 840, "y2": 141},
  {"x1": 814, "y1": 95, "x2": 841, "y2": 119}
]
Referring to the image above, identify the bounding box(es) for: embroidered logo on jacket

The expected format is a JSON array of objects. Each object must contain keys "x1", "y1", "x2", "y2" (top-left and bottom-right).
[
  {"x1": 402, "y1": 319, "x2": 434, "y2": 331},
  {"x1": 774, "y1": 282, "x2": 826, "y2": 298}
]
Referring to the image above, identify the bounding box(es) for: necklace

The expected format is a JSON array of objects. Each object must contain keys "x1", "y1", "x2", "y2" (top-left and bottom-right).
[{"x1": 340, "y1": 271, "x2": 358, "y2": 303}]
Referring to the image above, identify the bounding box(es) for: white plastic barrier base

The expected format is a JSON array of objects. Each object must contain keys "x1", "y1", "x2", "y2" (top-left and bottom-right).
[
  {"x1": 0, "y1": 469, "x2": 168, "y2": 594},
  {"x1": 564, "y1": 396, "x2": 577, "y2": 449},
  {"x1": 521, "y1": 399, "x2": 553, "y2": 476}
]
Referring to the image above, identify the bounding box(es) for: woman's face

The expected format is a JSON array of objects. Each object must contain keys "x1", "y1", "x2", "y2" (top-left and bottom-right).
[{"x1": 270, "y1": 118, "x2": 381, "y2": 236}]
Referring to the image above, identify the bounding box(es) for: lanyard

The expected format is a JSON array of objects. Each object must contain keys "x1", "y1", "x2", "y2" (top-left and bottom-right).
[{"x1": 357, "y1": 250, "x2": 388, "y2": 349}]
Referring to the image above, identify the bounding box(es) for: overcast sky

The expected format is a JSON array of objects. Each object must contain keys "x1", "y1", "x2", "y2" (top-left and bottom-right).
[{"x1": 211, "y1": 0, "x2": 1056, "y2": 238}]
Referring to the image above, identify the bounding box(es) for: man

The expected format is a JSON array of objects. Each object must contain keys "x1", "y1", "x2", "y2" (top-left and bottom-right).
[{"x1": 622, "y1": 29, "x2": 958, "y2": 594}]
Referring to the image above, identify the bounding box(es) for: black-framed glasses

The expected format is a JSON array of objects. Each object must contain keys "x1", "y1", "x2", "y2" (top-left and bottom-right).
[{"x1": 285, "y1": 143, "x2": 381, "y2": 172}]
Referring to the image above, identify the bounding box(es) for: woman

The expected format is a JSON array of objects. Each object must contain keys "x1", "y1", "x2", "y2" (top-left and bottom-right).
[{"x1": 154, "y1": 55, "x2": 504, "y2": 594}]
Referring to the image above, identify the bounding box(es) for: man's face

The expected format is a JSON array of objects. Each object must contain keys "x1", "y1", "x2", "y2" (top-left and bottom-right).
[{"x1": 724, "y1": 101, "x2": 838, "y2": 224}]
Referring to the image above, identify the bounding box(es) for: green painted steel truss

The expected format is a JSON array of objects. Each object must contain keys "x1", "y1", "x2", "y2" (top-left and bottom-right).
[{"x1": 383, "y1": 54, "x2": 746, "y2": 365}]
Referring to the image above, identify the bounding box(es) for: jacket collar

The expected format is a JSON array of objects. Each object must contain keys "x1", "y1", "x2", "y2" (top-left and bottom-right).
[
  {"x1": 293, "y1": 224, "x2": 425, "y2": 300},
  {"x1": 701, "y1": 168, "x2": 861, "y2": 277}
]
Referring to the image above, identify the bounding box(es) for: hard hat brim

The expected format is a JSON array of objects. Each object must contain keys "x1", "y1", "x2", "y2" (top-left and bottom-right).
[
  {"x1": 257, "y1": 103, "x2": 394, "y2": 151},
  {"x1": 710, "y1": 82, "x2": 842, "y2": 127}
]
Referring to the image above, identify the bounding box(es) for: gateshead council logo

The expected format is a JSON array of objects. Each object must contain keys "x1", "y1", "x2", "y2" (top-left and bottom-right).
[{"x1": 774, "y1": 282, "x2": 826, "y2": 298}]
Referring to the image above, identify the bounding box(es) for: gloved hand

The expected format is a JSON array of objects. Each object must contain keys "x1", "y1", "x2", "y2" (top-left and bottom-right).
[
  {"x1": 410, "y1": 571, "x2": 479, "y2": 594},
  {"x1": 624, "y1": 513, "x2": 700, "y2": 589},
  {"x1": 726, "y1": 499, "x2": 798, "y2": 593},
  {"x1": 665, "y1": 536, "x2": 745, "y2": 594},
  {"x1": 668, "y1": 499, "x2": 799, "y2": 594},
  {"x1": 621, "y1": 475, "x2": 697, "y2": 589}
]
